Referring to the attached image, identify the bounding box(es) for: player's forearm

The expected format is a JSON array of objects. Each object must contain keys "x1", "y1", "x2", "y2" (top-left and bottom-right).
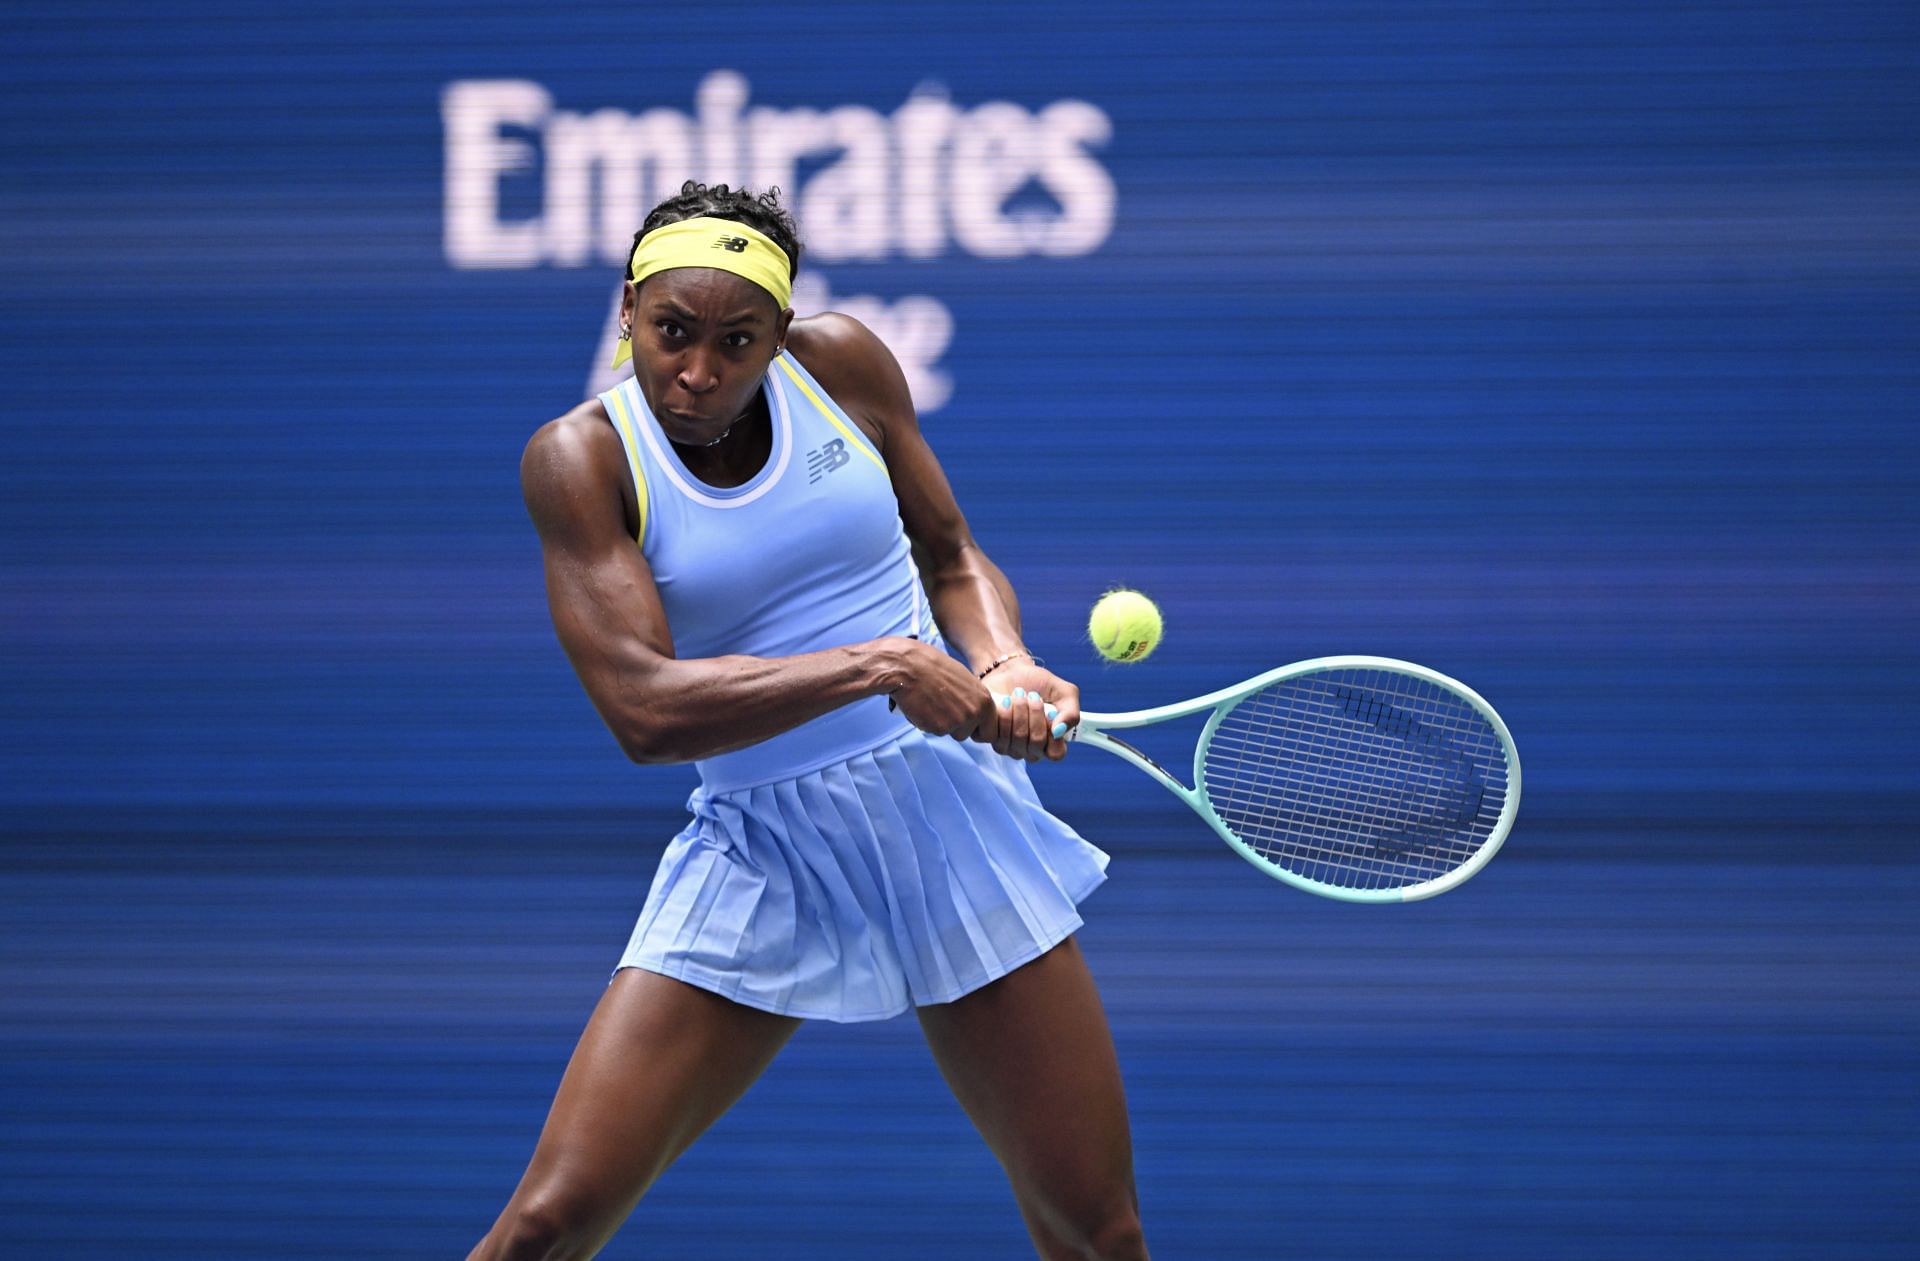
[
  {"x1": 923, "y1": 542, "x2": 1027, "y2": 673},
  {"x1": 615, "y1": 640, "x2": 911, "y2": 764}
]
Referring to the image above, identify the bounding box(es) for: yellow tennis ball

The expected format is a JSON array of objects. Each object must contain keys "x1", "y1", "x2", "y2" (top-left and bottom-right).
[{"x1": 1088, "y1": 589, "x2": 1162, "y2": 663}]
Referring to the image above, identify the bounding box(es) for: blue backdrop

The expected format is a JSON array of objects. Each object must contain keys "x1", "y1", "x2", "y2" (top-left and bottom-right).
[{"x1": 4, "y1": 1, "x2": 1917, "y2": 1257}]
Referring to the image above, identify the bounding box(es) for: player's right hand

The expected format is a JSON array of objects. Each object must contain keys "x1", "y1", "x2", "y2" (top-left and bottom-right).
[{"x1": 879, "y1": 637, "x2": 1000, "y2": 743}]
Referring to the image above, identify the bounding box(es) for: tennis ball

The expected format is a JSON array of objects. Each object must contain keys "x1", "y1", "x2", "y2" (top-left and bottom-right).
[{"x1": 1088, "y1": 589, "x2": 1162, "y2": 663}]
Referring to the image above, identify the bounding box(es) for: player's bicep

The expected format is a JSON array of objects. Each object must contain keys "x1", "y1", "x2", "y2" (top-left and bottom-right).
[
  {"x1": 521, "y1": 418, "x2": 676, "y2": 751},
  {"x1": 538, "y1": 528, "x2": 675, "y2": 673}
]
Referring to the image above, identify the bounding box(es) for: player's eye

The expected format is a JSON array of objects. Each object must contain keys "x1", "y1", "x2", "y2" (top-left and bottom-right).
[
  {"x1": 723, "y1": 332, "x2": 752, "y2": 348},
  {"x1": 655, "y1": 320, "x2": 685, "y2": 339}
]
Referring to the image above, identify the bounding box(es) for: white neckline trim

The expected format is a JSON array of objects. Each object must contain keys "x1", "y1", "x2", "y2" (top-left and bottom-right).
[{"x1": 628, "y1": 370, "x2": 793, "y2": 509}]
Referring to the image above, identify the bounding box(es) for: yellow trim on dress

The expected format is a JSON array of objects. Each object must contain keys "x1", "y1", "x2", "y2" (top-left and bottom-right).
[
  {"x1": 774, "y1": 356, "x2": 887, "y2": 473},
  {"x1": 604, "y1": 387, "x2": 651, "y2": 546}
]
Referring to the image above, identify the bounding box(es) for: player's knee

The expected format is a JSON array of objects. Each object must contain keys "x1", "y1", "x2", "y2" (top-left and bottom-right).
[
  {"x1": 1080, "y1": 1202, "x2": 1148, "y2": 1261},
  {"x1": 481, "y1": 1189, "x2": 606, "y2": 1261},
  {"x1": 1036, "y1": 1190, "x2": 1147, "y2": 1261}
]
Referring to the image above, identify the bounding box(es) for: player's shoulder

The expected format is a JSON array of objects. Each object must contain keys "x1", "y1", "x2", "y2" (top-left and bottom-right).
[
  {"x1": 786, "y1": 310, "x2": 884, "y2": 360},
  {"x1": 521, "y1": 398, "x2": 630, "y2": 517},
  {"x1": 786, "y1": 312, "x2": 912, "y2": 430},
  {"x1": 525, "y1": 398, "x2": 623, "y2": 473}
]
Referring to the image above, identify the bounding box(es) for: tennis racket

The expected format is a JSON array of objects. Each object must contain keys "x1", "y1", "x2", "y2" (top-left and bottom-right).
[{"x1": 1069, "y1": 656, "x2": 1520, "y2": 902}]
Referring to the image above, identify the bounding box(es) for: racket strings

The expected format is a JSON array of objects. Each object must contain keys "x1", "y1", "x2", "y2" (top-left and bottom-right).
[
  {"x1": 1212, "y1": 680, "x2": 1507, "y2": 887},
  {"x1": 1201, "y1": 668, "x2": 1510, "y2": 891}
]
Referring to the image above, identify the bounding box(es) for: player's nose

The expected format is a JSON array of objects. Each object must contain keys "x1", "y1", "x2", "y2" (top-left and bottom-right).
[{"x1": 676, "y1": 350, "x2": 720, "y2": 394}]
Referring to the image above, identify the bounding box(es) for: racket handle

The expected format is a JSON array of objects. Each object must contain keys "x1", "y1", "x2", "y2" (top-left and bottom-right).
[{"x1": 985, "y1": 691, "x2": 1069, "y2": 740}]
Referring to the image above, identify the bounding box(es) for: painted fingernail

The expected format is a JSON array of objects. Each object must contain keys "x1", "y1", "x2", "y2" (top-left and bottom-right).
[
  {"x1": 1052, "y1": 721, "x2": 1068, "y2": 739},
  {"x1": 1045, "y1": 704, "x2": 1058, "y2": 719},
  {"x1": 1012, "y1": 688, "x2": 1025, "y2": 700},
  {"x1": 997, "y1": 693, "x2": 1011, "y2": 709}
]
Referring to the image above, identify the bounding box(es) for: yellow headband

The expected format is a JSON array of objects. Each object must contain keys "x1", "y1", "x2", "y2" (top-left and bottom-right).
[{"x1": 612, "y1": 217, "x2": 794, "y2": 368}]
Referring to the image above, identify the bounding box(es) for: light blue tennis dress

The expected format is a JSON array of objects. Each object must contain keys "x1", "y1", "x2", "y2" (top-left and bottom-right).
[{"x1": 597, "y1": 351, "x2": 1109, "y2": 1022}]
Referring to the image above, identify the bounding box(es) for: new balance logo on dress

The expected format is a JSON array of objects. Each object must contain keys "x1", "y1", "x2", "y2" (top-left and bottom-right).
[{"x1": 807, "y1": 439, "x2": 851, "y2": 483}]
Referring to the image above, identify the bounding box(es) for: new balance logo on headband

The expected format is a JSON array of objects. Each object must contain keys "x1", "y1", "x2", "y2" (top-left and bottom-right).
[
  {"x1": 712, "y1": 235, "x2": 750, "y2": 253},
  {"x1": 807, "y1": 439, "x2": 850, "y2": 484}
]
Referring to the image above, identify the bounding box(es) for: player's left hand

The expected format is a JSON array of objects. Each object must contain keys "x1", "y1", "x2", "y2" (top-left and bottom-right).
[{"x1": 983, "y1": 660, "x2": 1079, "y2": 763}]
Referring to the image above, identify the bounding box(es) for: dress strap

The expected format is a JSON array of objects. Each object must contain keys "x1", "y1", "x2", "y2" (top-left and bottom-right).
[
  {"x1": 600, "y1": 380, "x2": 653, "y2": 548},
  {"x1": 774, "y1": 353, "x2": 886, "y2": 472}
]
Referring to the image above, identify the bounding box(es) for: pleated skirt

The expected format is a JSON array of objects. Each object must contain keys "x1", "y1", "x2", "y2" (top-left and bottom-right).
[{"x1": 617, "y1": 728, "x2": 1110, "y2": 1022}]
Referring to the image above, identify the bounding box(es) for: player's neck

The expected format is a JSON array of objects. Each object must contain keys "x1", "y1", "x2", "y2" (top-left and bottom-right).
[{"x1": 673, "y1": 392, "x2": 771, "y2": 488}]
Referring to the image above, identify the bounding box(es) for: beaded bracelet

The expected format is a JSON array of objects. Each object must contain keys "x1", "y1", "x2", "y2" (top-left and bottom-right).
[{"x1": 976, "y1": 650, "x2": 1042, "y2": 678}]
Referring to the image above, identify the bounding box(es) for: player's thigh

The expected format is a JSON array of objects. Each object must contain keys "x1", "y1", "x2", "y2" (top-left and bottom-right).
[
  {"x1": 494, "y1": 968, "x2": 800, "y2": 1237},
  {"x1": 915, "y1": 938, "x2": 1139, "y2": 1217}
]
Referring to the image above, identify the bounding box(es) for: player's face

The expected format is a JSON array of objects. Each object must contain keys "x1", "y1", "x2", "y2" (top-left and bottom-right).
[{"x1": 624, "y1": 269, "x2": 792, "y2": 447}]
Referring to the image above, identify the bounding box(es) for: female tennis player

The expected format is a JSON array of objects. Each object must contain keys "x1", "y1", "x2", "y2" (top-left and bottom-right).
[{"x1": 468, "y1": 182, "x2": 1149, "y2": 1261}]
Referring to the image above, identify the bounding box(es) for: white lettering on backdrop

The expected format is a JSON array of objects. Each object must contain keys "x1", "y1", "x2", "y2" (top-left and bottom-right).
[{"x1": 442, "y1": 72, "x2": 1115, "y2": 410}]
